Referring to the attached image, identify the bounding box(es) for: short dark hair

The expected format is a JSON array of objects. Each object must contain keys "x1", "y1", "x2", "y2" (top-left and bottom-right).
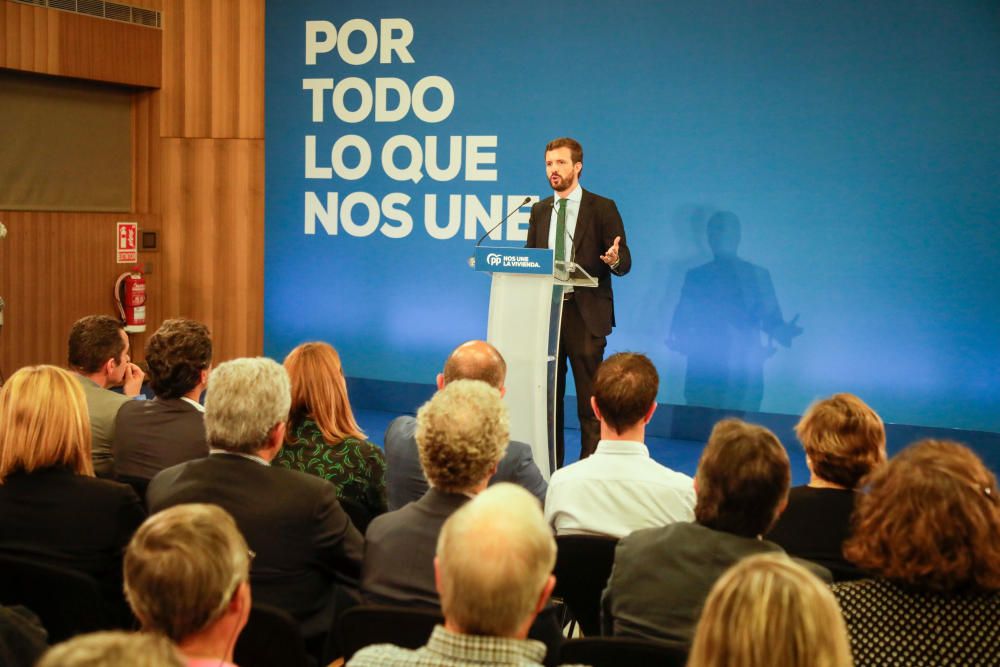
[
  {"x1": 545, "y1": 137, "x2": 583, "y2": 165},
  {"x1": 68, "y1": 315, "x2": 126, "y2": 373},
  {"x1": 592, "y1": 353, "x2": 658, "y2": 432},
  {"x1": 145, "y1": 319, "x2": 213, "y2": 399},
  {"x1": 695, "y1": 419, "x2": 790, "y2": 538}
]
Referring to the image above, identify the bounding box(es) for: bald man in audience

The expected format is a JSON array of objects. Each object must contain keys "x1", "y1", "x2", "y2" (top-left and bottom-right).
[
  {"x1": 350, "y1": 484, "x2": 569, "y2": 667},
  {"x1": 68, "y1": 315, "x2": 145, "y2": 477},
  {"x1": 384, "y1": 340, "x2": 547, "y2": 510},
  {"x1": 544, "y1": 352, "x2": 695, "y2": 538},
  {"x1": 363, "y1": 379, "x2": 508, "y2": 608}
]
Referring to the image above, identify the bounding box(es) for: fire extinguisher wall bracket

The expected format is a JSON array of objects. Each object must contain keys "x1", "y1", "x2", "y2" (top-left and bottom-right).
[{"x1": 115, "y1": 269, "x2": 147, "y2": 333}]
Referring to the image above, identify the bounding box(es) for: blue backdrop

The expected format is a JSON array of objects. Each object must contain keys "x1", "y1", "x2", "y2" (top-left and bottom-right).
[{"x1": 264, "y1": 1, "x2": 1000, "y2": 435}]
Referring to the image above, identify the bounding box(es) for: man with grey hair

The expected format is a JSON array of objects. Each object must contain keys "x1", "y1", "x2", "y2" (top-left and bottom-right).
[
  {"x1": 147, "y1": 357, "x2": 362, "y2": 649},
  {"x1": 124, "y1": 504, "x2": 250, "y2": 667},
  {"x1": 362, "y1": 379, "x2": 508, "y2": 608},
  {"x1": 384, "y1": 340, "x2": 547, "y2": 510},
  {"x1": 349, "y1": 484, "x2": 559, "y2": 666}
]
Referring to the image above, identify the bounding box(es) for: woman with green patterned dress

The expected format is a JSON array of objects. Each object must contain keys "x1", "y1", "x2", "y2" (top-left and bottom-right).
[{"x1": 274, "y1": 342, "x2": 388, "y2": 526}]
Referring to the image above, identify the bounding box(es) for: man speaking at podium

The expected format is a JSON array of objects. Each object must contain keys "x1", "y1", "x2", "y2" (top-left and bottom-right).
[{"x1": 526, "y1": 137, "x2": 631, "y2": 466}]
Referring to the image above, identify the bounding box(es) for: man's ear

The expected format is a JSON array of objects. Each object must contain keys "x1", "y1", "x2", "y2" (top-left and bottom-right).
[
  {"x1": 436, "y1": 373, "x2": 446, "y2": 391},
  {"x1": 268, "y1": 422, "x2": 286, "y2": 451},
  {"x1": 590, "y1": 396, "x2": 603, "y2": 422},
  {"x1": 643, "y1": 401, "x2": 657, "y2": 424},
  {"x1": 499, "y1": 384, "x2": 507, "y2": 398},
  {"x1": 433, "y1": 556, "x2": 443, "y2": 596},
  {"x1": 535, "y1": 574, "x2": 556, "y2": 614}
]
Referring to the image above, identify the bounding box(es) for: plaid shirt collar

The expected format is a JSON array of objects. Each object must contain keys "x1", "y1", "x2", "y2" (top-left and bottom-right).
[{"x1": 423, "y1": 625, "x2": 546, "y2": 664}]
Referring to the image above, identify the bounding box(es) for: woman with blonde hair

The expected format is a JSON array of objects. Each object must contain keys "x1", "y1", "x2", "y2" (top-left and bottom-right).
[
  {"x1": 689, "y1": 553, "x2": 853, "y2": 667},
  {"x1": 275, "y1": 342, "x2": 387, "y2": 522},
  {"x1": 833, "y1": 440, "x2": 1000, "y2": 666},
  {"x1": 0, "y1": 365, "x2": 145, "y2": 621}
]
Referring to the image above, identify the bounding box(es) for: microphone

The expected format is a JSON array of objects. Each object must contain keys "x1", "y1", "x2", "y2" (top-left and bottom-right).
[{"x1": 476, "y1": 196, "x2": 532, "y2": 246}]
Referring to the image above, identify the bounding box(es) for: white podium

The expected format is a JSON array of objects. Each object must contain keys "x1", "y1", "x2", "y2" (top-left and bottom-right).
[{"x1": 473, "y1": 247, "x2": 597, "y2": 478}]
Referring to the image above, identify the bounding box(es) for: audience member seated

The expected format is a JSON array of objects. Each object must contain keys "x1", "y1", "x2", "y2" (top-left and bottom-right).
[
  {"x1": 0, "y1": 365, "x2": 145, "y2": 620},
  {"x1": 273, "y1": 342, "x2": 387, "y2": 519},
  {"x1": 0, "y1": 605, "x2": 47, "y2": 667},
  {"x1": 384, "y1": 340, "x2": 547, "y2": 510},
  {"x1": 68, "y1": 315, "x2": 146, "y2": 477},
  {"x1": 147, "y1": 357, "x2": 363, "y2": 645},
  {"x1": 688, "y1": 553, "x2": 852, "y2": 667},
  {"x1": 544, "y1": 352, "x2": 694, "y2": 537},
  {"x1": 363, "y1": 379, "x2": 507, "y2": 607},
  {"x1": 833, "y1": 439, "x2": 1000, "y2": 666},
  {"x1": 112, "y1": 319, "x2": 212, "y2": 494},
  {"x1": 124, "y1": 504, "x2": 252, "y2": 667},
  {"x1": 37, "y1": 631, "x2": 184, "y2": 667},
  {"x1": 602, "y1": 419, "x2": 829, "y2": 648},
  {"x1": 349, "y1": 484, "x2": 563, "y2": 667},
  {"x1": 768, "y1": 392, "x2": 885, "y2": 580}
]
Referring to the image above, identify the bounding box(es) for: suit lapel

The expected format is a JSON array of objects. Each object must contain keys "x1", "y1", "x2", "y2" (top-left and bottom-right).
[
  {"x1": 536, "y1": 198, "x2": 553, "y2": 248},
  {"x1": 573, "y1": 189, "x2": 593, "y2": 256}
]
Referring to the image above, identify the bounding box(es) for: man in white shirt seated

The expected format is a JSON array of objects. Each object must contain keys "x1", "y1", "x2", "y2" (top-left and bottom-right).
[{"x1": 544, "y1": 352, "x2": 695, "y2": 538}]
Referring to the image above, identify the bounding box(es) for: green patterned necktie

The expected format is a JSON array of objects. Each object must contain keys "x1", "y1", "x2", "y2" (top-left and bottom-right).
[{"x1": 555, "y1": 198, "x2": 567, "y2": 262}]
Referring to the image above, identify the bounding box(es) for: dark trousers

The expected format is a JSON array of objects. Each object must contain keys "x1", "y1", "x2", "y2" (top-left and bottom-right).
[{"x1": 556, "y1": 295, "x2": 606, "y2": 467}]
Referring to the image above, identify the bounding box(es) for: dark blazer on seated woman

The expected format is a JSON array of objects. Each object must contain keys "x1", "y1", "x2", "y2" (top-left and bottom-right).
[{"x1": 0, "y1": 466, "x2": 145, "y2": 613}]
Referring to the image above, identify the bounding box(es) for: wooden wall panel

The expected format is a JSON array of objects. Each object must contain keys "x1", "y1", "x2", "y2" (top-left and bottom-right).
[
  {"x1": 1, "y1": 1, "x2": 161, "y2": 87},
  {"x1": 0, "y1": 211, "x2": 162, "y2": 376},
  {"x1": 58, "y1": 10, "x2": 161, "y2": 87},
  {"x1": 133, "y1": 89, "x2": 162, "y2": 214},
  {"x1": 160, "y1": 0, "x2": 264, "y2": 139},
  {"x1": 160, "y1": 138, "x2": 264, "y2": 363},
  {"x1": 1, "y1": 1, "x2": 60, "y2": 74}
]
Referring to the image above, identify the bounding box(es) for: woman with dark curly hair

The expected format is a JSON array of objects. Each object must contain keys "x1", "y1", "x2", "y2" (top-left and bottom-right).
[
  {"x1": 832, "y1": 439, "x2": 1000, "y2": 666},
  {"x1": 275, "y1": 342, "x2": 387, "y2": 526}
]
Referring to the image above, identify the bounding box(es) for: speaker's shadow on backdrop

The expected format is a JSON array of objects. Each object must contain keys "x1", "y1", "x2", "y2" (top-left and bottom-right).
[{"x1": 667, "y1": 210, "x2": 803, "y2": 412}]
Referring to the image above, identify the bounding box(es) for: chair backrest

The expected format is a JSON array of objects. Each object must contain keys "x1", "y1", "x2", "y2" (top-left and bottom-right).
[
  {"x1": 337, "y1": 604, "x2": 443, "y2": 660},
  {"x1": 558, "y1": 637, "x2": 688, "y2": 667},
  {"x1": 552, "y1": 535, "x2": 618, "y2": 636},
  {"x1": 338, "y1": 496, "x2": 373, "y2": 535},
  {"x1": 233, "y1": 604, "x2": 309, "y2": 667},
  {"x1": 0, "y1": 553, "x2": 109, "y2": 643}
]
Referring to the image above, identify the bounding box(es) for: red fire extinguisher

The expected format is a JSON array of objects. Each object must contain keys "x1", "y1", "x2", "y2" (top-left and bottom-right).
[{"x1": 115, "y1": 267, "x2": 147, "y2": 333}]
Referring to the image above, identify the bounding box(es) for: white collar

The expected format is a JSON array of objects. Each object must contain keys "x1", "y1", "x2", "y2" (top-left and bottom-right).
[
  {"x1": 180, "y1": 396, "x2": 205, "y2": 413},
  {"x1": 553, "y1": 183, "x2": 583, "y2": 203}
]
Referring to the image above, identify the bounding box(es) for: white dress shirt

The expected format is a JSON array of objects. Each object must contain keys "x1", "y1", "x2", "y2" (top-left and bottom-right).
[{"x1": 544, "y1": 439, "x2": 696, "y2": 539}]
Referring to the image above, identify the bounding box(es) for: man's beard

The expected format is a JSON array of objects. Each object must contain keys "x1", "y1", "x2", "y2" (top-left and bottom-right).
[{"x1": 549, "y1": 171, "x2": 575, "y2": 192}]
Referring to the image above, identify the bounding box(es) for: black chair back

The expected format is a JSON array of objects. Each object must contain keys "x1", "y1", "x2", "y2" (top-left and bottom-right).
[
  {"x1": 558, "y1": 636, "x2": 688, "y2": 667},
  {"x1": 0, "y1": 553, "x2": 109, "y2": 643},
  {"x1": 337, "y1": 604, "x2": 442, "y2": 660},
  {"x1": 552, "y1": 535, "x2": 618, "y2": 636},
  {"x1": 233, "y1": 604, "x2": 310, "y2": 667},
  {"x1": 338, "y1": 496, "x2": 373, "y2": 535}
]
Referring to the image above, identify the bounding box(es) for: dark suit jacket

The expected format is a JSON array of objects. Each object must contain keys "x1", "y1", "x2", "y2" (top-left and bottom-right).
[
  {"x1": 0, "y1": 467, "x2": 145, "y2": 612},
  {"x1": 384, "y1": 415, "x2": 548, "y2": 511},
  {"x1": 526, "y1": 189, "x2": 631, "y2": 337},
  {"x1": 602, "y1": 521, "x2": 831, "y2": 648},
  {"x1": 147, "y1": 453, "x2": 364, "y2": 637},
  {"x1": 112, "y1": 397, "x2": 208, "y2": 480},
  {"x1": 361, "y1": 488, "x2": 468, "y2": 608}
]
